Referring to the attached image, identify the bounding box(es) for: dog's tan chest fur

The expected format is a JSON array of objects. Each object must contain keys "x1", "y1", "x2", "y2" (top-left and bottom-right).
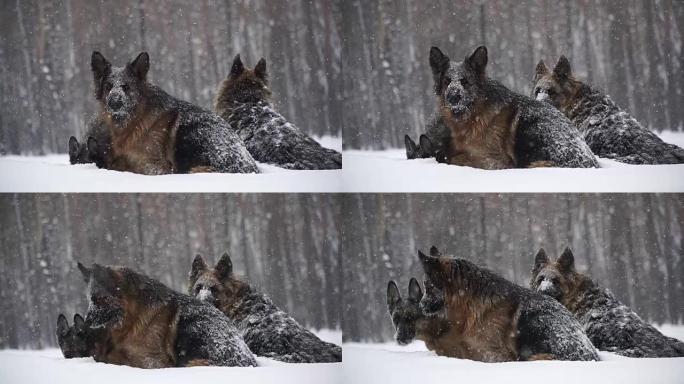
[
  {"x1": 421, "y1": 292, "x2": 519, "y2": 362},
  {"x1": 102, "y1": 303, "x2": 179, "y2": 369},
  {"x1": 442, "y1": 104, "x2": 518, "y2": 170},
  {"x1": 106, "y1": 108, "x2": 178, "y2": 175}
]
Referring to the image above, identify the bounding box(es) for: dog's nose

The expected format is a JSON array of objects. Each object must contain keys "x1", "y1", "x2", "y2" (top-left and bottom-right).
[
  {"x1": 446, "y1": 91, "x2": 461, "y2": 105},
  {"x1": 108, "y1": 96, "x2": 124, "y2": 110}
]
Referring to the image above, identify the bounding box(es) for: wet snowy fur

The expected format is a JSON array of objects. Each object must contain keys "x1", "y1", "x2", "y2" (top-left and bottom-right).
[
  {"x1": 531, "y1": 247, "x2": 684, "y2": 357},
  {"x1": 429, "y1": 46, "x2": 598, "y2": 169},
  {"x1": 215, "y1": 55, "x2": 341, "y2": 170},
  {"x1": 79, "y1": 263, "x2": 256, "y2": 368},
  {"x1": 419, "y1": 248, "x2": 598, "y2": 361},
  {"x1": 533, "y1": 57, "x2": 684, "y2": 164},
  {"x1": 188, "y1": 254, "x2": 342, "y2": 363},
  {"x1": 90, "y1": 51, "x2": 258, "y2": 174}
]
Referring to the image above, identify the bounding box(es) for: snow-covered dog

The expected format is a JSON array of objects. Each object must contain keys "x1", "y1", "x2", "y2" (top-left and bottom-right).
[
  {"x1": 214, "y1": 55, "x2": 342, "y2": 170},
  {"x1": 533, "y1": 57, "x2": 684, "y2": 164},
  {"x1": 428, "y1": 46, "x2": 597, "y2": 169},
  {"x1": 418, "y1": 246, "x2": 598, "y2": 362},
  {"x1": 88, "y1": 51, "x2": 258, "y2": 174},
  {"x1": 77, "y1": 262, "x2": 256, "y2": 368},
  {"x1": 188, "y1": 253, "x2": 342, "y2": 363},
  {"x1": 531, "y1": 247, "x2": 684, "y2": 357}
]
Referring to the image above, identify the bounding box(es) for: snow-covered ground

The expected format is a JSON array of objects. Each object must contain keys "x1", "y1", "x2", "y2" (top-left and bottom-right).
[
  {"x1": 0, "y1": 329, "x2": 341, "y2": 384},
  {"x1": 343, "y1": 325, "x2": 684, "y2": 384},
  {"x1": 0, "y1": 136, "x2": 342, "y2": 192},
  {"x1": 342, "y1": 131, "x2": 684, "y2": 192}
]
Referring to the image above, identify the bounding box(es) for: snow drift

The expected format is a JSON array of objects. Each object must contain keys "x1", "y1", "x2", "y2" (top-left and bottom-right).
[
  {"x1": 342, "y1": 132, "x2": 684, "y2": 192},
  {"x1": 0, "y1": 330, "x2": 341, "y2": 384},
  {"x1": 342, "y1": 325, "x2": 684, "y2": 384},
  {"x1": 0, "y1": 137, "x2": 342, "y2": 192}
]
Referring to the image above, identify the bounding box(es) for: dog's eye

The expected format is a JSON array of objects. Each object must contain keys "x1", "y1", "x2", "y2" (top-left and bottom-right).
[
  {"x1": 121, "y1": 84, "x2": 129, "y2": 92},
  {"x1": 459, "y1": 78, "x2": 469, "y2": 87},
  {"x1": 534, "y1": 88, "x2": 540, "y2": 95},
  {"x1": 547, "y1": 89, "x2": 556, "y2": 96},
  {"x1": 442, "y1": 77, "x2": 451, "y2": 86}
]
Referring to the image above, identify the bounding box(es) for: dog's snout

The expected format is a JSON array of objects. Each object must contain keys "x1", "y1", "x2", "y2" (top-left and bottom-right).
[
  {"x1": 446, "y1": 91, "x2": 461, "y2": 105},
  {"x1": 108, "y1": 95, "x2": 124, "y2": 110}
]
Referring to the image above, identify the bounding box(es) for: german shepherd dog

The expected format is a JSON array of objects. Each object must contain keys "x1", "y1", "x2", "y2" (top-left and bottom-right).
[
  {"x1": 428, "y1": 46, "x2": 597, "y2": 169},
  {"x1": 530, "y1": 247, "x2": 684, "y2": 357},
  {"x1": 56, "y1": 313, "x2": 93, "y2": 358},
  {"x1": 533, "y1": 57, "x2": 684, "y2": 164},
  {"x1": 188, "y1": 253, "x2": 342, "y2": 363},
  {"x1": 89, "y1": 51, "x2": 258, "y2": 174},
  {"x1": 419, "y1": 246, "x2": 598, "y2": 362},
  {"x1": 387, "y1": 278, "x2": 453, "y2": 355},
  {"x1": 76, "y1": 262, "x2": 257, "y2": 368},
  {"x1": 68, "y1": 119, "x2": 111, "y2": 168},
  {"x1": 214, "y1": 55, "x2": 342, "y2": 170}
]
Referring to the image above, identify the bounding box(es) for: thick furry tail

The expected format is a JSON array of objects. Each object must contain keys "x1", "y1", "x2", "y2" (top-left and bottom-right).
[
  {"x1": 264, "y1": 344, "x2": 342, "y2": 363},
  {"x1": 668, "y1": 337, "x2": 684, "y2": 357},
  {"x1": 274, "y1": 144, "x2": 342, "y2": 170},
  {"x1": 602, "y1": 141, "x2": 684, "y2": 165}
]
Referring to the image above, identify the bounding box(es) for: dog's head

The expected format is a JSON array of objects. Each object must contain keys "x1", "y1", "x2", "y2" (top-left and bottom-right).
[
  {"x1": 532, "y1": 56, "x2": 582, "y2": 112},
  {"x1": 430, "y1": 46, "x2": 490, "y2": 122},
  {"x1": 56, "y1": 313, "x2": 90, "y2": 358},
  {"x1": 78, "y1": 262, "x2": 126, "y2": 330},
  {"x1": 387, "y1": 278, "x2": 425, "y2": 346},
  {"x1": 417, "y1": 246, "x2": 447, "y2": 315},
  {"x1": 188, "y1": 253, "x2": 245, "y2": 310},
  {"x1": 529, "y1": 247, "x2": 578, "y2": 302},
  {"x1": 215, "y1": 54, "x2": 272, "y2": 114},
  {"x1": 91, "y1": 51, "x2": 149, "y2": 128}
]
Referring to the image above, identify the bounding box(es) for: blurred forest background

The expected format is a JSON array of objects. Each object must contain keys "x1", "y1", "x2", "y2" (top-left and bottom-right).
[
  {"x1": 0, "y1": 0, "x2": 341, "y2": 155},
  {"x1": 340, "y1": 0, "x2": 684, "y2": 149},
  {"x1": 342, "y1": 194, "x2": 684, "y2": 342},
  {"x1": 0, "y1": 194, "x2": 341, "y2": 349}
]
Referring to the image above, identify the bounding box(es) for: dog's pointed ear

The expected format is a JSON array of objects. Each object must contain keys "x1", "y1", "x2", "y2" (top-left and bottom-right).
[
  {"x1": 91, "y1": 51, "x2": 111, "y2": 84},
  {"x1": 408, "y1": 277, "x2": 423, "y2": 301},
  {"x1": 557, "y1": 246, "x2": 575, "y2": 273},
  {"x1": 429, "y1": 245, "x2": 441, "y2": 257},
  {"x1": 57, "y1": 314, "x2": 69, "y2": 336},
  {"x1": 405, "y1": 135, "x2": 417, "y2": 159},
  {"x1": 69, "y1": 136, "x2": 80, "y2": 159},
  {"x1": 534, "y1": 248, "x2": 549, "y2": 269},
  {"x1": 387, "y1": 280, "x2": 401, "y2": 312},
  {"x1": 429, "y1": 46, "x2": 450, "y2": 77},
  {"x1": 534, "y1": 60, "x2": 550, "y2": 81},
  {"x1": 254, "y1": 58, "x2": 267, "y2": 80},
  {"x1": 87, "y1": 136, "x2": 98, "y2": 157},
  {"x1": 466, "y1": 46, "x2": 488, "y2": 78},
  {"x1": 215, "y1": 252, "x2": 233, "y2": 281},
  {"x1": 77, "y1": 262, "x2": 91, "y2": 283},
  {"x1": 553, "y1": 56, "x2": 572, "y2": 80},
  {"x1": 73, "y1": 314, "x2": 85, "y2": 330},
  {"x1": 128, "y1": 52, "x2": 150, "y2": 81},
  {"x1": 230, "y1": 54, "x2": 245, "y2": 78},
  {"x1": 419, "y1": 135, "x2": 433, "y2": 156},
  {"x1": 190, "y1": 254, "x2": 208, "y2": 280}
]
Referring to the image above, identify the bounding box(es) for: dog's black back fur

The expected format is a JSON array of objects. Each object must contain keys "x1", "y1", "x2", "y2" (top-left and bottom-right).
[{"x1": 215, "y1": 55, "x2": 341, "y2": 170}]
